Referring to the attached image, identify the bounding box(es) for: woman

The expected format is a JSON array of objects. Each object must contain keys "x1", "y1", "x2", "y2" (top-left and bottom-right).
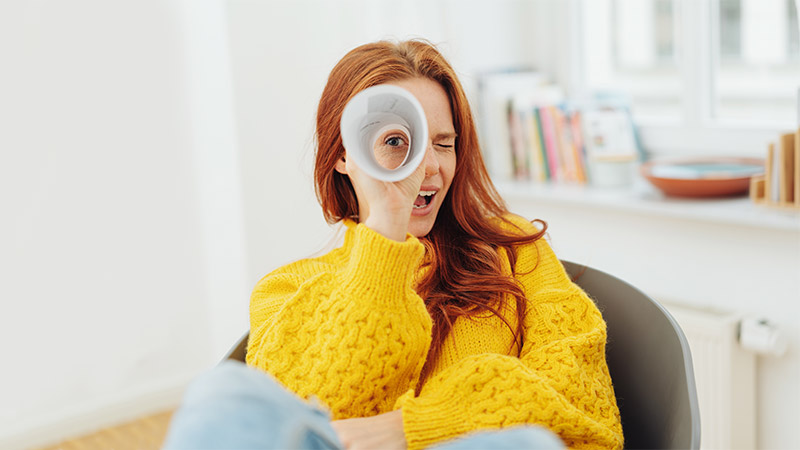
[{"x1": 165, "y1": 40, "x2": 623, "y2": 450}]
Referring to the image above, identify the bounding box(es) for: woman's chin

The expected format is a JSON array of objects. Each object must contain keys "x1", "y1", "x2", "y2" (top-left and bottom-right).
[{"x1": 408, "y1": 210, "x2": 438, "y2": 238}]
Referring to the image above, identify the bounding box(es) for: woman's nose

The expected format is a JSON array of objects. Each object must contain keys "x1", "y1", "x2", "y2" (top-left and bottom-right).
[{"x1": 423, "y1": 143, "x2": 440, "y2": 177}]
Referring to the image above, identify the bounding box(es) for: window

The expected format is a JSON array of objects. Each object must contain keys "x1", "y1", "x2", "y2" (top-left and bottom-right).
[
  {"x1": 578, "y1": 0, "x2": 800, "y2": 155},
  {"x1": 582, "y1": 0, "x2": 682, "y2": 119},
  {"x1": 715, "y1": 0, "x2": 800, "y2": 121}
]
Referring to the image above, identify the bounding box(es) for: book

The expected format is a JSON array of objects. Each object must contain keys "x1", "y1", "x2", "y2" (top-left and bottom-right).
[
  {"x1": 519, "y1": 104, "x2": 546, "y2": 182},
  {"x1": 570, "y1": 111, "x2": 588, "y2": 182},
  {"x1": 779, "y1": 133, "x2": 795, "y2": 203},
  {"x1": 796, "y1": 88, "x2": 800, "y2": 205},
  {"x1": 514, "y1": 86, "x2": 565, "y2": 182},
  {"x1": 478, "y1": 75, "x2": 629, "y2": 186},
  {"x1": 483, "y1": 96, "x2": 515, "y2": 181},
  {"x1": 477, "y1": 70, "x2": 547, "y2": 180},
  {"x1": 507, "y1": 100, "x2": 528, "y2": 180},
  {"x1": 581, "y1": 107, "x2": 639, "y2": 163},
  {"x1": 551, "y1": 108, "x2": 572, "y2": 182},
  {"x1": 765, "y1": 143, "x2": 773, "y2": 202},
  {"x1": 796, "y1": 128, "x2": 800, "y2": 205},
  {"x1": 537, "y1": 106, "x2": 562, "y2": 182},
  {"x1": 750, "y1": 175, "x2": 766, "y2": 203},
  {"x1": 533, "y1": 108, "x2": 551, "y2": 181},
  {"x1": 766, "y1": 143, "x2": 780, "y2": 203},
  {"x1": 553, "y1": 107, "x2": 584, "y2": 183}
]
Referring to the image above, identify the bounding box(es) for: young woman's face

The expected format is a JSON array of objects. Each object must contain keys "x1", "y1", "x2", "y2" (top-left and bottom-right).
[{"x1": 387, "y1": 77, "x2": 457, "y2": 238}]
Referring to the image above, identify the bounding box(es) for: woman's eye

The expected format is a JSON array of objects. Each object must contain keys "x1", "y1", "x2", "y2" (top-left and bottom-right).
[{"x1": 385, "y1": 136, "x2": 408, "y2": 147}]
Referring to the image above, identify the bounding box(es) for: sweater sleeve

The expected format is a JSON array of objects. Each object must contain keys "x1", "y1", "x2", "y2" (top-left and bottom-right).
[
  {"x1": 246, "y1": 223, "x2": 433, "y2": 419},
  {"x1": 398, "y1": 221, "x2": 624, "y2": 450}
]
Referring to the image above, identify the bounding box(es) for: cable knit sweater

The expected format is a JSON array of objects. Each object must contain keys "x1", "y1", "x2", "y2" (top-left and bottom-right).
[{"x1": 247, "y1": 215, "x2": 623, "y2": 450}]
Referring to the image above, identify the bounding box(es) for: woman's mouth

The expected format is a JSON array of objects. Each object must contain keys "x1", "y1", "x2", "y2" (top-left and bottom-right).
[
  {"x1": 413, "y1": 190, "x2": 436, "y2": 209},
  {"x1": 411, "y1": 189, "x2": 438, "y2": 216}
]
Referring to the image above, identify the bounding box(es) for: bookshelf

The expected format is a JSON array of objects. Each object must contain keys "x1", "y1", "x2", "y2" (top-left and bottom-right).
[
  {"x1": 478, "y1": 71, "x2": 800, "y2": 228},
  {"x1": 478, "y1": 70, "x2": 639, "y2": 189}
]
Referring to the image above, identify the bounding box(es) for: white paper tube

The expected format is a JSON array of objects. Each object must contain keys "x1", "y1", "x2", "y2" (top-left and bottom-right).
[{"x1": 340, "y1": 85, "x2": 428, "y2": 182}]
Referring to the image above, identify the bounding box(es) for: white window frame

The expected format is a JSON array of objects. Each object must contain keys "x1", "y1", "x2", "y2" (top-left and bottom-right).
[{"x1": 562, "y1": 0, "x2": 796, "y2": 158}]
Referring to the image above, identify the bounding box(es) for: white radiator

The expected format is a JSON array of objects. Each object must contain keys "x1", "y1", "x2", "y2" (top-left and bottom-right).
[{"x1": 661, "y1": 302, "x2": 757, "y2": 450}]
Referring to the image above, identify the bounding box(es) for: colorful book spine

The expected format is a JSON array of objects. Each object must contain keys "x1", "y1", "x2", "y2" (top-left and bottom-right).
[
  {"x1": 570, "y1": 111, "x2": 588, "y2": 182},
  {"x1": 507, "y1": 101, "x2": 528, "y2": 180},
  {"x1": 533, "y1": 108, "x2": 551, "y2": 181},
  {"x1": 766, "y1": 143, "x2": 776, "y2": 202},
  {"x1": 497, "y1": 94, "x2": 597, "y2": 185},
  {"x1": 796, "y1": 87, "x2": 799, "y2": 205},
  {"x1": 537, "y1": 106, "x2": 561, "y2": 182},
  {"x1": 795, "y1": 126, "x2": 800, "y2": 206},
  {"x1": 779, "y1": 132, "x2": 795, "y2": 203},
  {"x1": 522, "y1": 108, "x2": 546, "y2": 182},
  {"x1": 552, "y1": 107, "x2": 580, "y2": 183}
]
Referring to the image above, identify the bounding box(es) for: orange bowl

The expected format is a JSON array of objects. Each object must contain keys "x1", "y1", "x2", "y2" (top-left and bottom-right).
[{"x1": 640, "y1": 158, "x2": 765, "y2": 198}]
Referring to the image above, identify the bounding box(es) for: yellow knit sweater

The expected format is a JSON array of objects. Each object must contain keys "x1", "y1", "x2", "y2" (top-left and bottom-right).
[{"x1": 247, "y1": 215, "x2": 623, "y2": 450}]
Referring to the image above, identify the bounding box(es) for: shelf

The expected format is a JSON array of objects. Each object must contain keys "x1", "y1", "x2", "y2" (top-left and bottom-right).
[{"x1": 495, "y1": 179, "x2": 800, "y2": 233}]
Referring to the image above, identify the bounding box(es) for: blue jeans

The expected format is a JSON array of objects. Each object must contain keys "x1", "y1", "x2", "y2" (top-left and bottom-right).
[{"x1": 163, "y1": 361, "x2": 564, "y2": 450}]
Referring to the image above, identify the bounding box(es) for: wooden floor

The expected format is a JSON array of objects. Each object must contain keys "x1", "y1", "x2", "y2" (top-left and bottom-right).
[{"x1": 39, "y1": 410, "x2": 174, "y2": 450}]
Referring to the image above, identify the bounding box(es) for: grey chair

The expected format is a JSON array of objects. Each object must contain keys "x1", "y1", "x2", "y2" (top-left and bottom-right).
[
  {"x1": 225, "y1": 261, "x2": 701, "y2": 449},
  {"x1": 223, "y1": 331, "x2": 248, "y2": 363},
  {"x1": 561, "y1": 260, "x2": 701, "y2": 450}
]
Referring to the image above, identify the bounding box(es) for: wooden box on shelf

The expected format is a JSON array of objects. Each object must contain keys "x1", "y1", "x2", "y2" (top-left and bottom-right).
[{"x1": 750, "y1": 129, "x2": 800, "y2": 210}]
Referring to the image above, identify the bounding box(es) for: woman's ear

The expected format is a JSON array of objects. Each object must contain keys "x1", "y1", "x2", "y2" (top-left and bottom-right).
[{"x1": 334, "y1": 156, "x2": 347, "y2": 174}]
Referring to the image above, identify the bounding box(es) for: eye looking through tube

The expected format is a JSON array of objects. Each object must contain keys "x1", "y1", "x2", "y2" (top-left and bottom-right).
[
  {"x1": 372, "y1": 123, "x2": 411, "y2": 170},
  {"x1": 340, "y1": 85, "x2": 428, "y2": 182}
]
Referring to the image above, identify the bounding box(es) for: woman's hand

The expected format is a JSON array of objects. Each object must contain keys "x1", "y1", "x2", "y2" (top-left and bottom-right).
[
  {"x1": 343, "y1": 151, "x2": 427, "y2": 242},
  {"x1": 330, "y1": 409, "x2": 407, "y2": 450}
]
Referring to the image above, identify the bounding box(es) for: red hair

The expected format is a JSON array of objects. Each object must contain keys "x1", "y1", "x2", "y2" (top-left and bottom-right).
[{"x1": 314, "y1": 40, "x2": 546, "y2": 386}]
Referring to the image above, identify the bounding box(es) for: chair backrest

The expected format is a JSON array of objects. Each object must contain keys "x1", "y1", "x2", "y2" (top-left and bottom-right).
[
  {"x1": 223, "y1": 331, "x2": 248, "y2": 363},
  {"x1": 562, "y1": 260, "x2": 701, "y2": 450},
  {"x1": 224, "y1": 262, "x2": 701, "y2": 449}
]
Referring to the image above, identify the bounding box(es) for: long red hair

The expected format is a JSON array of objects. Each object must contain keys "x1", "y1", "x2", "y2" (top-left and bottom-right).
[{"x1": 314, "y1": 40, "x2": 547, "y2": 386}]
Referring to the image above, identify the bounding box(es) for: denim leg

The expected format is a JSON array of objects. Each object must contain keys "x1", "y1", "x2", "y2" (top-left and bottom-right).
[
  {"x1": 431, "y1": 426, "x2": 565, "y2": 450},
  {"x1": 163, "y1": 361, "x2": 342, "y2": 450}
]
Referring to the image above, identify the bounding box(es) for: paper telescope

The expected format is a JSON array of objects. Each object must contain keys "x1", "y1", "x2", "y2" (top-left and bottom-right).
[{"x1": 340, "y1": 84, "x2": 428, "y2": 182}]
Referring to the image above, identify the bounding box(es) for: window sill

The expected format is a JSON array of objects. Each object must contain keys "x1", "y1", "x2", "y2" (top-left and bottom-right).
[{"x1": 495, "y1": 179, "x2": 800, "y2": 233}]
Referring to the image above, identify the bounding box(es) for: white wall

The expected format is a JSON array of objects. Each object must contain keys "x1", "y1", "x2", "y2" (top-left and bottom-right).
[{"x1": 0, "y1": 0, "x2": 248, "y2": 447}]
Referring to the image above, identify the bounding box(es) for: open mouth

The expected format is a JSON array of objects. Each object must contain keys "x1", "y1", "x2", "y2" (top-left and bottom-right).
[{"x1": 413, "y1": 190, "x2": 436, "y2": 209}]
